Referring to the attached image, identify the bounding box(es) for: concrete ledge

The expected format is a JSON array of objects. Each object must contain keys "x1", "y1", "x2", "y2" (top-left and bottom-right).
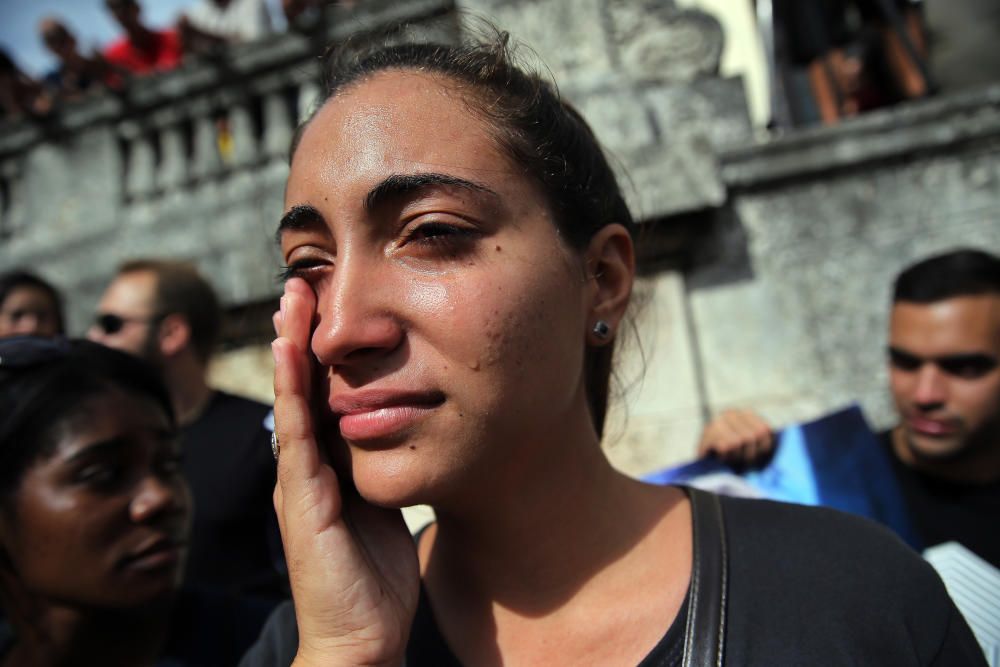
[{"x1": 720, "y1": 83, "x2": 1000, "y2": 191}]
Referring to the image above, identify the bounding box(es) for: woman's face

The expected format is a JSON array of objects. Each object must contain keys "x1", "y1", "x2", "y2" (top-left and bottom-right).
[
  {"x1": 281, "y1": 70, "x2": 601, "y2": 507},
  {"x1": 1, "y1": 390, "x2": 190, "y2": 608}
]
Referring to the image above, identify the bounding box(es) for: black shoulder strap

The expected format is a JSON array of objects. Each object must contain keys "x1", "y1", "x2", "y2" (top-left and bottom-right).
[{"x1": 682, "y1": 487, "x2": 728, "y2": 667}]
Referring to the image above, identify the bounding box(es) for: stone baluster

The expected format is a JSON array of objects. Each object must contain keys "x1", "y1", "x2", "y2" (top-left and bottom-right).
[
  {"x1": 0, "y1": 163, "x2": 11, "y2": 237},
  {"x1": 263, "y1": 90, "x2": 294, "y2": 159},
  {"x1": 191, "y1": 113, "x2": 223, "y2": 180},
  {"x1": 124, "y1": 133, "x2": 156, "y2": 200},
  {"x1": 297, "y1": 81, "x2": 321, "y2": 123},
  {"x1": 158, "y1": 124, "x2": 188, "y2": 190},
  {"x1": 229, "y1": 102, "x2": 257, "y2": 167}
]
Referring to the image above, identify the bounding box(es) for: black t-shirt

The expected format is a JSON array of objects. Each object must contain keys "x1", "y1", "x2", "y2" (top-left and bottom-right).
[
  {"x1": 0, "y1": 589, "x2": 272, "y2": 667},
  {"x1": 879, "y1": 430, "x2": 1000, "y2": 568},
  {"x1": 405, "y1": 583, "x2": 687, "y2": 667},
  {"x1": 239, "y1": 494, "x2": 984, "y2": 666},
  {"x1": 180, "y1": 391, "x2": 287, "y2": 602}
]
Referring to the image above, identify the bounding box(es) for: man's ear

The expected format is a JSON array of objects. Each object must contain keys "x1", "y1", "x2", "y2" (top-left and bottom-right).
[
  {"x1": 584, "y1": 223, "x2": 635, "y2": 345},
  {"x1": 157, "y1": 313, "x2": 191, "y2": 358}
]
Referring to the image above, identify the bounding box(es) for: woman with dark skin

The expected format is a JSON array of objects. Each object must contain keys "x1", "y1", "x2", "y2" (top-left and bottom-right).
[
  {"x1": 248, "y1": 34, "x2": 985, "y2": 666},
  {"x1": 0, "y1": 271, "x2": 64, "y2": 339},
  {"x1": 0, "y1": 338, "x2": 268, "y2": 666},
  {"x1": 0, "y1": 338, "x2": 187, "y2": 666}
]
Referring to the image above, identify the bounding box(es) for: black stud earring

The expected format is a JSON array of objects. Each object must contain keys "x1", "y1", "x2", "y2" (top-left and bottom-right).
[{"x1": 592, "y1": 320, "x2": 611, "y2": 340}]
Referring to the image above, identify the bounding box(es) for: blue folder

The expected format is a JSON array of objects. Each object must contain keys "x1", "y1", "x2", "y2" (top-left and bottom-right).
[{"x1": 644, "y1": 405, "x2": 922, "y2": 550}]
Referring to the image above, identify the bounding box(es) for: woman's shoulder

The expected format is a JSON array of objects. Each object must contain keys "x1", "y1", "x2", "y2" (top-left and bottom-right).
[
  {"x1": 716, "y1": 495, "x2": 985, "y2": 665},
  {"x1": 720, "y1": 493, "x2": 921, "y2": 569}
]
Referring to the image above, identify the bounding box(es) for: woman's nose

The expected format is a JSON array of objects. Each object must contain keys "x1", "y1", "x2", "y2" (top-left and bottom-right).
[
  {"x1": 130, "y1": 474, "x2": 184, "y2": 523},
  {"x1": 310, "y1": 256, "x2": 404, "y2": 368}
]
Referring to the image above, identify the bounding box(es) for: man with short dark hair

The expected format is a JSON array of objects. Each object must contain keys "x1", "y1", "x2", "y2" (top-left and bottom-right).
[
  {"x1": 697, "y1": 249, "x2": 1000, "y2": 661},
  {"x1": 700, "y1": 248, "x2": 1000, "y2": 567},
  {"x1": 88, "y1": 259, "x2": 287, "y2": 603}
]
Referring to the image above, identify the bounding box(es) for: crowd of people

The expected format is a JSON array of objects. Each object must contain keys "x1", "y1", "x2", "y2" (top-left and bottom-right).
[
  {"x1": 0, "y1": 19, "x2": 996, "y2": 667},
  {"x1": 0, "y1": 0, "x2": 360, "y2": 122}
]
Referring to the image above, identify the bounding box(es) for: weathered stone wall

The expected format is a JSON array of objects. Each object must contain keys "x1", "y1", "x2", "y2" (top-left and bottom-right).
[{"x1": 690, "y1": 84, "x2": 1000, "y2": 438}]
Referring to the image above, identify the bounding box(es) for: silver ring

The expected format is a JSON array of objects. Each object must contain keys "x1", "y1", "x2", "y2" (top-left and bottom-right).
[{"x1": 271, "y1": 432, "x2": 279, "y2": 461}]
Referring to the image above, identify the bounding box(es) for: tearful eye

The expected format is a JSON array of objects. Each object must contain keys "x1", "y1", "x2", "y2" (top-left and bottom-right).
[
  {"x1": 278, "y1": 256, "x2": 330, "y2": 282},
  {"x1": 398, "y1": 221, "x2": 480, "y2": 257}
]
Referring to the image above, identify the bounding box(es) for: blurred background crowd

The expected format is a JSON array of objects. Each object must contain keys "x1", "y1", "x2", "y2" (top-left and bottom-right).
[{"x1": 1, "y1": 0, "x2": 998, "y2": 127}]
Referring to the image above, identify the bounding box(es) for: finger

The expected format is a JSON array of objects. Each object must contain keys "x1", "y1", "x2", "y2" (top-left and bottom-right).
[
  {"x1": 272, "y1": 302, "x2": 283, "y2": 337},
  {"x1": 273, "y1": 280, "x2": 323, "y2": 485},
  {"x1": 273, "y1": 337, "x2": 321, "y2": 478},
  {"x1": 730, "y1": 409, "x2": 771, "y2": 439},
  {"x1": 279, "y1": 278, "x2": 314, "y2": 352},
  {"x1": 273, "y1": 481, "x2": 287, "y2": 543},
  {"x1": 730, "y1": 411, "x2": 774, "y2": 456}
]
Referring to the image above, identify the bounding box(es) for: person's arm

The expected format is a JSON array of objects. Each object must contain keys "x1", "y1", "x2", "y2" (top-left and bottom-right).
[
  {"x1": 696, "y1": 408, "x2": 775, "y2": 464},
  {"x1": 272, "y1": 277, "x2": 420, "y2": 667},
  {"x1": 177, "y1": 15, "x2": 230, "y2": 55}
]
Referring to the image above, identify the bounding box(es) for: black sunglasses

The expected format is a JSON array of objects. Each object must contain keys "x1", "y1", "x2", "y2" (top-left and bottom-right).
[
  {"x1": 93, "y1": 312, "x2": 163, "y2": 335},
  {"x1": 0, "y1": 335, "x2": 72, "y2": 370}
]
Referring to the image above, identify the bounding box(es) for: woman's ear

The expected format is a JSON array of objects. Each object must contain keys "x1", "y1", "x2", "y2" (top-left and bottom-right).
[{"x1": 584, "y1": 223, "x2": 635, "y2": 345}]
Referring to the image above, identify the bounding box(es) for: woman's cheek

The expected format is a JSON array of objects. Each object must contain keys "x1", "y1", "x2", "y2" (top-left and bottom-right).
[{"x1": 403, "y1": 278, "x2": 448, "y2": 315}]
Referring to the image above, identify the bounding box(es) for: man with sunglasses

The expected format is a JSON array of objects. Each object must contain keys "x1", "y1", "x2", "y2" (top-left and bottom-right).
[{"x1": 88, "y1": 259, "x2": 287, "y2": 606}]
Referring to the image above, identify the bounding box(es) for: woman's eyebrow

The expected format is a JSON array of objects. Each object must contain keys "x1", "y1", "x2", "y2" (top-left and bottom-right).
[
  {"x1": 62, "y1": 438, "x2": 129, "y2": 464},
  {"x1": 276, "y1": 204, "x2": 325, "y2": 243},
  {"x1": 364, "y1": 172, "x2": 499, "y2": 212}
]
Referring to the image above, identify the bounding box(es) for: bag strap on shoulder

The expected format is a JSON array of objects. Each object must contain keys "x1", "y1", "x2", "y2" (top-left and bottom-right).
[{"x1": 682, "y1": 487, "x2": 728, "y2": 667}]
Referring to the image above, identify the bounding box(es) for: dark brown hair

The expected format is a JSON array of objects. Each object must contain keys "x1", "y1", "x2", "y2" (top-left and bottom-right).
[
  {"x1": 0, "y1": 338, "x2": 174, "y2": 499},
  {"x1": 292, "y1": 31, "x2": 635, "y2": 436}
]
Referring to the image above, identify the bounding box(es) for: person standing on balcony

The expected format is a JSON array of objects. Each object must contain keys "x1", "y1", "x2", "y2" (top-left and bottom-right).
[
  {"x1": 103, "y1": 0, "x2": 183, "y2": 76},
  {"x1": 39, "y1": 17, "x2": 124, "y2": 100},
  {"x1": 179, "y1": 0, "x2": 274, "y2": 52},
  {"x1": 0, "y1": 49, "x2": 52, "y2": 121}
]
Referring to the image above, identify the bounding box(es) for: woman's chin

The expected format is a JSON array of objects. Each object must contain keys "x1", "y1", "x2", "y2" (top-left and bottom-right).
[{"x1": 349, "y1": 449, "x2": 448, "y2": 509}]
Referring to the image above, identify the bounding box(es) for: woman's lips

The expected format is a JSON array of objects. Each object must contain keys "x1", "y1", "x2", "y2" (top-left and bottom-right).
[
  {"x1": 331, "y1": 390, "x2": 444, "y2": 442},
  {"x1": 121, "y1": 537, "x2": 185, "y2": 573}
]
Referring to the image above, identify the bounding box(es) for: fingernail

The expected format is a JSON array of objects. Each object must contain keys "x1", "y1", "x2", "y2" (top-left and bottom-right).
[
  {"x1": 271, "y1": 340, "x2": 280, "y2": 367},
  {"x1": 279, "y1": 295, "x2": 287, "y2": 318}
]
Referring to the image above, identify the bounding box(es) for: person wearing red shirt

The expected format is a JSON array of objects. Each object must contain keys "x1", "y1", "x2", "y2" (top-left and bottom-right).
[{"x1": 103, "y1": 0, "x2": 183, "y2": 75}]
